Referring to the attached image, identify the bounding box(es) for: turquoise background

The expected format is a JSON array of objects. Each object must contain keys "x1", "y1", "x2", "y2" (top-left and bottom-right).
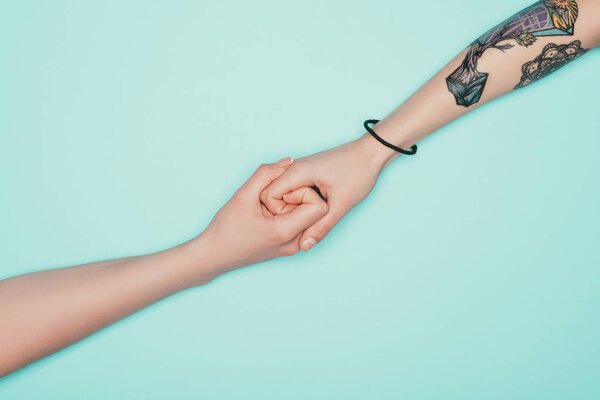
[{"x1": 1, "y1": 0, "x2": 599, "y2": 398}]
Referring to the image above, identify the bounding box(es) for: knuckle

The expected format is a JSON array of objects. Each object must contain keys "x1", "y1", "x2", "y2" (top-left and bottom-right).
[
  {"x1": 316, "y1": 201, "x2": 329, "y2": 215},
  {"x1": 269, "y1": 225, "x2": 294, "y2": 243},
  {"x1": 259, "y1": 188, "x2": 271, "y2": 204},
  {"x1": 256, "y1": 163, "x2": 269, "y2": 174}
]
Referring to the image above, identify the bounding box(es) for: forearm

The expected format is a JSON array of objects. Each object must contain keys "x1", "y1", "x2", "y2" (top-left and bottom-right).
[
  {"x1": 0, "y1": 237, "x2": 216, "y2": 377},
  {"x1": 370, "y1": 0, "x2": 600, "y2": 158},
  {"x1": 0, "y1": 158, "x2": 326, "y2": 377}
]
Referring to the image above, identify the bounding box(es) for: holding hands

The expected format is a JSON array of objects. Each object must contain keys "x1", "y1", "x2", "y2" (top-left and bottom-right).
[
  {"x1": 0, "y1": 130, "x2": 401, "y2": 376},
  {"x1": 198, "y1": 134, "x2": 396, "y2": 281},
  {"x1": 259, "y1": 135, "x2": 395, "y2": 252},
  {"x1": 198, "y1": 157, "x2": 328, "y2": 278}
]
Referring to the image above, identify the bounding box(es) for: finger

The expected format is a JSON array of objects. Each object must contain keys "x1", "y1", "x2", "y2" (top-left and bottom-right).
[
  {"x1": 281, "y1": 186, "x2": 319, "y2": 206},
  {"x1": 272, "y1": 187, "x2": 328, "y2": 243},
  {"x1": 270, "y1": 185, "x2": 315, "y2": 215},
  {"x1": 298, "y1": 203, "x2": 345, "y2": 251},
  {"x1": 260, "y1": 164, "x2": 315, "y2": 215},
  {"x1": 239, "y1": 157, "x2": 294, "y2": 200},
  {"x1": 260, "y1": 203, "x2": 274, "y2": 217}
]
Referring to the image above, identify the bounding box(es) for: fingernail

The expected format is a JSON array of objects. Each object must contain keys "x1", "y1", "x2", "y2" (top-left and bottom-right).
[
  {"x1": 276, "y1": 157, "x2": 294, "y2": 167},
  {"x1": 301, "y1": 237, "x2": 317, "y2": 252}
]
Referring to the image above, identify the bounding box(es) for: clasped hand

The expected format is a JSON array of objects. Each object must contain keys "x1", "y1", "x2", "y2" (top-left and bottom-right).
[{"x1": 201, "y1": 136, "x2": 395, "y2": 278}]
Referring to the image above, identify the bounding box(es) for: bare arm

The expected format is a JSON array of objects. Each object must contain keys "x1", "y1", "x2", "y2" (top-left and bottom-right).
[
  {"x1": 260, "y1": 0, "x2": 600, "y2": 251},
  {"x1": 0, "y1": 246, "x2": 206, "y2": 377},
  {"x1": 0, "y1": 158, "x2": 327, "y2": 377}
]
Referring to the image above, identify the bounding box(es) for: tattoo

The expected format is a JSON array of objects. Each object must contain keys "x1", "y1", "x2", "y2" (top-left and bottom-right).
[
  {"x1": 446, "y1": 0, "x2": 580, "y2": 107},
  {"x1": 515, "y1": 40, "x2": 588, "y2": 89}
]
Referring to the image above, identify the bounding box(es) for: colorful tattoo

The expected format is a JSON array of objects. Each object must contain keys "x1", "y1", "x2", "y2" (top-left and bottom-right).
[
  {"x1": 515, "y1": 40, "x2": 588, "y2": 89},
  {"x1": 446, "y1": 0, "x2": 579, "y2": 107}
]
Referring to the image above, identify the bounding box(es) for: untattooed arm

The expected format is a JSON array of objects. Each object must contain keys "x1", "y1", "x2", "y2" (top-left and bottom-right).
[
  {"x1": 0, "y1": 158, "x2": 327, "y2": 377},
  {"x1": 260, "y1": 0, "x2": 600, "y2": 251}
]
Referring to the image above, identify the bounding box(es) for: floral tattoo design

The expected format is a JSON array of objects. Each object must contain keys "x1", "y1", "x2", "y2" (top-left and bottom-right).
[
  {"x1": 446, "y1": 0, "x2": 580, "y2": 107},
  {"x1": 515, "y1": 40, "x2": 588, "y2": 89}
]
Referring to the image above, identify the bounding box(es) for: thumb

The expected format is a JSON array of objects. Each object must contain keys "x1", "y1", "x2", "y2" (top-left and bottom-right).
[
  {"x1": 298, "y1": 204, "x2": 345, "y2": 251},
  {"x1": 272, "y1": 186, "x2": 328, "y2": 242},
  {"x1": 238, "y1": 158, "x2": 294, "y2": 200}
]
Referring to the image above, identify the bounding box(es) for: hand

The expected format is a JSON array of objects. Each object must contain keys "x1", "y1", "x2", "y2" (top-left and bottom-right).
[
  {"x1": 197, "y1": 158, "x2": 328, "y2": 279},
  {"x1": 260, "y1": 136, "x2": 396, "y2": 251}
]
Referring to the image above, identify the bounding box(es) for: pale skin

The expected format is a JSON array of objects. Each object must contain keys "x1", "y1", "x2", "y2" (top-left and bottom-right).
[
  {"x1": 0, "y1": 158, "x2": 328, "y2": 377},
  {"x1": 2, "y1": 0, "x2": 599, "y2": 378},
  {"x1": 261, "y1": 0, "x2": 600, "y2": 251}
]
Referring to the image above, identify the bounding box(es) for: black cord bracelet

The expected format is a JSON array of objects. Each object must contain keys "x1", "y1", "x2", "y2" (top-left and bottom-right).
[{"x1": 364, "y1": 119, "x2": 417, "y2": 156}]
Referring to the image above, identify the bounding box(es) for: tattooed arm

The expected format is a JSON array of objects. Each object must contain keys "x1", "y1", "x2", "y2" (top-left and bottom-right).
[
  {"x1": 260, "y1": 0, "x2": 599, "y2": 251},
  {"x1": 372, "y1": 0, "x2": 600, "y2": 149}
]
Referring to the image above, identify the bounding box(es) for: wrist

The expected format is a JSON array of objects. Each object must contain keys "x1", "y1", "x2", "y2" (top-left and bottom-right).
[
  {"x1": 357, "y1": 119, "x2": 418, "y2": 169},
  {"x1": 175, "y1": 234, "x2": 226, "y2": 287},
  {"x1": 354, "y1": 134, "x2": 399, "y2": 171}
]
